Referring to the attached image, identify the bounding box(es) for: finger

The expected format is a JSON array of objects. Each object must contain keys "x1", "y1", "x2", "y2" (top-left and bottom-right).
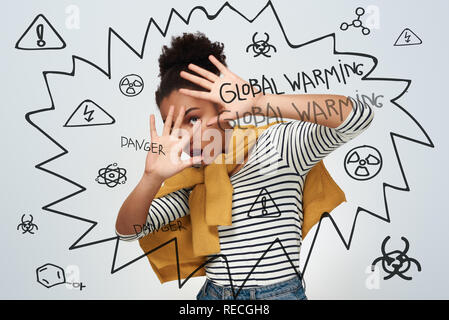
[
  {"x1": 180, "y1": 120, "x2": 201, "y2": 147},
  {"x1": 162, "y1": 105, "x2": 174, "y2": 136},
  {"x1": 149, "y1": 114, "x2": 158, "y2": 140},
  {"x1": 172, "y1": 105, "x2": 185, "y2": 133},
  {"x1": 208, "y1": 55, "x2": 228, "y2": 75},
  {"x1": 191, "y1": 119, "x2": 202, "y2": 144},
  {"x1": 188, "y1": 63, "x2": 219, "y2": 82},
  {"x1": 180, "y1": 70, "x2": 213, "y2": 90},
  {"x1": 179, "y1": 88, "x2": 212, "y2": 101}
]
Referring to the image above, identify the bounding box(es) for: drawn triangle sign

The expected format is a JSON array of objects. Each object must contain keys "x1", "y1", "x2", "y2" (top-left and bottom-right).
[
  {"x1": 15, "y1": 14, "x2": 66, "y2": 50},
  {"x1": 394, "y1": 28, "x2": 422, "y2": 46},
  {"x1": 64, "y1": 100, "x2": 115, "y2": 127},
  {"x1": 247, "y1": 188, "x2": 281, "y2": 218}
]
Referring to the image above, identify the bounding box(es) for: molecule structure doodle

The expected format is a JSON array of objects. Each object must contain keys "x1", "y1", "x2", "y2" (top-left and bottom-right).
[
  {"x1": 119, "y1": 74, "x2": 144, "y2": 97},
  {"x1": 15, "y1": 14, "x2": 66, "y2": 50},
  {"x1": 340, "y1": 7, "x2": 370, "y2": 36},
  {"x1": 17, "y1": 214, "x2": 38, "y2": 234},
  {"x1": 36, "y1": 263, "x2": 66, "y2": 288},
  {"x1": 246, "y1": 32, "x2": 277, "y2": 58},
  {"x1": 344, "y1": 145, "x2": 382, "y2": 181},
  {"x1": 36, "y1": 263, "x2": 86, "y2": 290},
  {"x1": 95, "y1": 163, "x2": 127, "y2": 188},
  {"x1": 371, "y1": 236, "x2": 422, "y2": 280}
]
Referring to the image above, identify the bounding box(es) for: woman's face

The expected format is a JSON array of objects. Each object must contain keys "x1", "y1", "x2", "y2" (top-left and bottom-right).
[{"x1": 159, "y1": 90, "x2": 232, "y2": 164}]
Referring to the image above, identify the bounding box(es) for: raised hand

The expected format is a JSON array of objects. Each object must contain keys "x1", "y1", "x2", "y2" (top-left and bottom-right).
[
  {"x1": 179, "y1": 55, "x2": 262, "y2": 127},
  {"x1": 145, "y1": 105, "x2": 202, "y2": 181}
]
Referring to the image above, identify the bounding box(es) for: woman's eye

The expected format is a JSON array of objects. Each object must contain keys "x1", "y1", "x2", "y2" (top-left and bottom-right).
[{"x1": 189, "y1": 116, "x2": 199, "y2": 125}]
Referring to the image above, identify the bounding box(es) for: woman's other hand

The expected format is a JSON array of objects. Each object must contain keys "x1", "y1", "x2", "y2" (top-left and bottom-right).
[
  {"x1": 179, "y1": 55, "x2": 262, "y2": 127},
  {"x1": 145, "y1": 105, "x2": 202, "y2": 181}
]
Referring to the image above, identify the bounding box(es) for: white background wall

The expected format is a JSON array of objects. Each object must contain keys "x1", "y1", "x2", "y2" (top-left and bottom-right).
[{"x1": 1, "y1": 0, "x2": 448, "y2": 299}]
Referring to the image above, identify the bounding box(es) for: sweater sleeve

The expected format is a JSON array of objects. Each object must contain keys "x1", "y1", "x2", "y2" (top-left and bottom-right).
[
  {"x1": 269, "y1": 102, "x2": 374, "y2": 176},
  {"x1": 115, "y1": 187, "x2": 191, "y2": 241}
]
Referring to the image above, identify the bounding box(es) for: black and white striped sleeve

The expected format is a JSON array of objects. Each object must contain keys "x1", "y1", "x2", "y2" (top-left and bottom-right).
[
  {"x1": 115, "y1": 188, "x2": 191, "y2": 241},
  {"x1": 270, "y1": 102, "x2": 374, "y2": 176}
]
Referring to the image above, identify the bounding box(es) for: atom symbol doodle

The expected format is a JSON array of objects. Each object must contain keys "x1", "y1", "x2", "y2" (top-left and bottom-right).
[
  {"x1": 340, "y1": 7, "x2": 370, "y2": 36},
  {"x1": 17, "y1": 214, "x2": 38, "y2": 234},
  {"x1": 95, "y1": 163, "x2": 127, "y2": 188},
  {"x1": 246, "y1": 32, "x2": 277, "y2": 58},
  {"x1": 371, "y1": 236, "x2": 422, "y2": 280}
]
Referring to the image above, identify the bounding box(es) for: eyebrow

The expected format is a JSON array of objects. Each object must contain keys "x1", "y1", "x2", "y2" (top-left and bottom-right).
[
  {"x1": 163, "y1": 107, "x2": 199, "y2": 121},
  {"x1": 185, "y1": 107, "x2": 199, "y2": 116}
]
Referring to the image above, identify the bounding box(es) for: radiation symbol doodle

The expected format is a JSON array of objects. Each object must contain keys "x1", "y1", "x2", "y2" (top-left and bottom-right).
[
  {"x1": 17, "y1": 214, "x2": 38, "y2": 234},
  {"x1": 371, "y1": 236, "x2": 422, "y2": 280},
  {"x1": 119, "y1": 74, "x2": 144, "y2": 97},
  {"x1": 95, "y1": 163, "x2": 127, "y2": 188},
  {"x1": 344, "y1": 145, "x2": 382, "y2": 181},
  {"x1": 246, "y1": 32, "x2": 277, "y2": 58}
]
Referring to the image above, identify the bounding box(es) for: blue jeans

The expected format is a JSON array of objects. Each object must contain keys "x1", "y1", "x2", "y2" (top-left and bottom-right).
[{"x1": 196, "y1": 276, "x2": 307, "y2": 300}]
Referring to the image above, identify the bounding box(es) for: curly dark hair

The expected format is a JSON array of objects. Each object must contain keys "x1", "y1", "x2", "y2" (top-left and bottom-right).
[{"x1": 155, "y1": 32, "x2": 227, "y2": 107}]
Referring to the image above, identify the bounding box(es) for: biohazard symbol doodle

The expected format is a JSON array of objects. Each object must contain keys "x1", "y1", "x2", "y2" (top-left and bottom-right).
[
  {"x1": 119, "y1": 74, "x2": 144, "y2": 97},
  {"x1": 95, "y1": 163, "x2": 127, "y2": 188},
  {"x1": 17, "y1": 214, "x2": 38, "y2": 234},
  {"x1": 246, "y1": 32, "x2": 277, "y2": 58},
  {"x1": 340, "y1": 7, "x2": 370, "y2": 36},
  {"x1": 344, "y1": 145, "x2": 382, "y2": 181},
  {"x1": 371, "y1": 236, "x2": 422, "y2": 280}
]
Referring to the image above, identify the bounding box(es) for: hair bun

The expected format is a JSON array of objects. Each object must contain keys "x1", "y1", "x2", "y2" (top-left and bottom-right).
[{"x1": 158, "y1": 32, "x2": 227, "y2": 77}]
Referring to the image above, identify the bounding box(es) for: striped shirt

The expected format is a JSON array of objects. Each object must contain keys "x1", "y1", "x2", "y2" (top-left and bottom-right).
[{"x1": 116, "y1": 102, "x2": 374, "y2": 288}]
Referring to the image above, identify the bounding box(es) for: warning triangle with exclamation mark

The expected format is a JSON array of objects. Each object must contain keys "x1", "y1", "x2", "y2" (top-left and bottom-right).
[
  {"x1": 15, "y1": 14, "x2": 66, "y2": 50},
  {"x1": 247, "y1": 188, "x2": 281, "y2": 218}
]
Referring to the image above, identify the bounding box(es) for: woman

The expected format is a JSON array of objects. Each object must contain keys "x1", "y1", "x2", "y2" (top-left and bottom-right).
[{"x1": 115, "y1": 32, "x2": 374, "y2": 300}]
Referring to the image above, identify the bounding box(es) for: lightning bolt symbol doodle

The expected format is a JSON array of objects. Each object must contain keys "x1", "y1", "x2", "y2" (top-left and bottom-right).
[
  {"x1": 83, "y1": 104, "x2": 94, "y2": 122},
  {"x1": 404, "y1": 32, "x2": 411, "y2": 43}
]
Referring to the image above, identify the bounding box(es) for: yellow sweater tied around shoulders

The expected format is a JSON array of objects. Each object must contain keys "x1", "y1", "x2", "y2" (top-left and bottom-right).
[{"x1": 138, "y1": 121, "x2": 346, "y2": 283}]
